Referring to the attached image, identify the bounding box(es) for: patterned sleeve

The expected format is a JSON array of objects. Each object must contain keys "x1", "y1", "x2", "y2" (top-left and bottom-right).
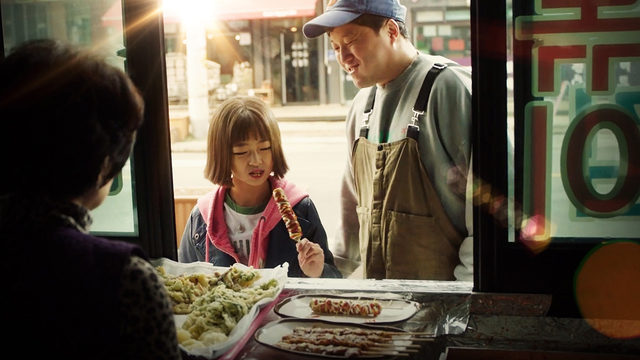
[{"x1": 119, "y1": 255, "x2": 181, "y2": 360}]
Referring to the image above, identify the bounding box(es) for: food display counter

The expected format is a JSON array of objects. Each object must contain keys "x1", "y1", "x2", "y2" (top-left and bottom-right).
[{"x1": 173, "y1": 274, "x2": 640, "y2": 360}]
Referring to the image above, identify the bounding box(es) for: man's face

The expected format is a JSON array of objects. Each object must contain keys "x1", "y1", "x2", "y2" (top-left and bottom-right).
[{"x1": 329, "y1": 21, "x2": 394, "y2": 88}]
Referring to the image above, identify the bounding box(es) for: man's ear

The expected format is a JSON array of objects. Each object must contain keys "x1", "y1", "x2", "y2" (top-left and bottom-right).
[{"x1": 386, "y1": 19, "x2": 401, "y2": 42}]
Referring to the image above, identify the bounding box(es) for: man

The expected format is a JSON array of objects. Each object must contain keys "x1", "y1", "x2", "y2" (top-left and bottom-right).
[{"x1": 303, "y1": 0, "x2": 473, "y2": 281}]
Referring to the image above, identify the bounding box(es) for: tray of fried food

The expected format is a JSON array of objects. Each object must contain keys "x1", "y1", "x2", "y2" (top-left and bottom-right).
[
  {"x1": 154, "y1": 258, "x2": 270, "y2": 314},
  {"x1": 151, "y1": 258, "x2": 289, "y2": 359}
]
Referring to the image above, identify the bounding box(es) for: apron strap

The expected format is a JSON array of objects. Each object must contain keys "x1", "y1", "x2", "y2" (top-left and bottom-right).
[
  {"x1": 407, "y1": 62, "x2": 449, "y2": 141},
  {"x1": 359, "y1": 85, "x2": 377, "y2": 139},
  {"x1": 359, "y1": 62, "x2": 450, "y2": 142}
]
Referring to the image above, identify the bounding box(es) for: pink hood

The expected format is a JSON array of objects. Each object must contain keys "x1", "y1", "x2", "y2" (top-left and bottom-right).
[{"x1": 197, "y1": 176, "x2": 308, "y2": 268}]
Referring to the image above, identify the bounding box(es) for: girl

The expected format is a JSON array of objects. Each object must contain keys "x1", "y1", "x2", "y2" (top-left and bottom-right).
[{"x1": 178, "y1": 96, "x2": 342, "y2": 278}]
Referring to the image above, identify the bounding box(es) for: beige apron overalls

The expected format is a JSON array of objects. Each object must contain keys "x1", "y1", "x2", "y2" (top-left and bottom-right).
[{"x1": 352, "y1": 64, "x2": 464, "y2": 280}]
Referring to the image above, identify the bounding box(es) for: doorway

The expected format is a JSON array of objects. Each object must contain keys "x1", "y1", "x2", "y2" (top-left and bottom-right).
[{"x1": 269, "y1": 18, "x2": 319, "y2": 105}]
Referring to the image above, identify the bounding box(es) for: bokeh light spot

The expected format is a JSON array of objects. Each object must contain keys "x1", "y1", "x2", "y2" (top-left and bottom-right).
[{"x1": 574, "y1": 240, "x2": 640, "y2": 339}]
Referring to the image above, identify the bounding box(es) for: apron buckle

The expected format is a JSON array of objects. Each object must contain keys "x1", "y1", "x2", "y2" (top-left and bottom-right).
[
  {"x1": 410, "y1": 108, "x2": 424, "y2": 128},
  {"x1": 362, "y1": 109, "x2": 373, "y2": 125},
  {"x1": 360, "y1": 110, "x2": 373, "y2": 138},
  {"x1": 407, "y1": 108, "x2": 424, "y2": 141}
]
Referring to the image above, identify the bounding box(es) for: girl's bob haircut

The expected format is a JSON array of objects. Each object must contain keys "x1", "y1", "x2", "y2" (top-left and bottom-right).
[{"x1": 204, "y1": 95, "x2": 289, "y2": 187}]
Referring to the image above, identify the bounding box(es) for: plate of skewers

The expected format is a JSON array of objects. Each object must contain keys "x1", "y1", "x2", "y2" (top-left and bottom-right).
[
  {"x1": 274, "y1": 294, "x2": 421, "y2": 324},
  {"x1": 255, "y1": 318, "x2": 428, "y2": 358}
]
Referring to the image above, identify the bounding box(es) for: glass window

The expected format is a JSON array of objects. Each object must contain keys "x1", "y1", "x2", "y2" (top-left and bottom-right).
[
  {"x1": 415, "y1": 10, "x2": 443, "y2": 23},
  {"x1": 413, "y1": 24, "x2": 471, "y2": 66},
  {"x1": 444, "y1": 9, "x2": 470, "y2": 21},
  {"x1": 1, "y1": 0, "x2": 139, "y2": 236},
  {"x1": 474, "y1": 0, "x2": 639, "y2": 317},
  {"x1": 513, "y1": 0, "x2": 640, "y2": 244}
]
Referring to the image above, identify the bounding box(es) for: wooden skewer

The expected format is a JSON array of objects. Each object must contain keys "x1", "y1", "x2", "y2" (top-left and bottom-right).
[
  {"x1": 369, "y1": 347, "x2": 419, "y2": 353},
  {"x1": 374, "y1": 343, "x2": 421, "y2": 348},
  {"x1": 350, "y1": 297, "x2": 408, "y2": 310},
  {"x1": 362, "y1": 351, "x2": 411, "y2": 356},
  {"x1": 404, "y1": 337, "x2": 435, "y2": 341},
  {"x1": 383, "y1": 331, "x2": 433, "y2": 336}
]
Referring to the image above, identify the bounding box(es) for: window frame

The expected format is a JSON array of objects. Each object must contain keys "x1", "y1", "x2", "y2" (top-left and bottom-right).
[{"x1": 112, "y1": 0, "x2": 176, "y2": 259}]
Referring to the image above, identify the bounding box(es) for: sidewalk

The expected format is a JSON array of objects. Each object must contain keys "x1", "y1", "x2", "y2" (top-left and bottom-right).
[
  {"x1": 270, "y1": 103, "x2": 351, "y2": 122},
  {"x1": 170, "y1": 103, "x2": 350, "y2": 152},
  {"x1": 169, "y1": 103, "x2": 350, "y2": 122}
]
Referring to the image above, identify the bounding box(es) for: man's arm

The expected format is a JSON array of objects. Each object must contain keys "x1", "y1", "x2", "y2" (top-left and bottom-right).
[
  {"x1": 454, "y1": 160, "x2": 474, "y2": 281},
  {"x1": 333, "y1": 105, "x2": 364, "y2": 278},
  {"x1": 335, "y1": 160, "x2": 363, "y2": 278}
]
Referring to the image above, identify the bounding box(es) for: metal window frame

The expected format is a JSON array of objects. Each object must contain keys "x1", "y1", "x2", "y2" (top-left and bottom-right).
[
  {"x1": 113, "y1": 0, "x2": 176, "y2": 259},
  {"x1": 0, "y1": 0, "x2": 177, "y2": 260},
  {"x1": 471, "y1": 0, "x2": 603, "y2": 318}
]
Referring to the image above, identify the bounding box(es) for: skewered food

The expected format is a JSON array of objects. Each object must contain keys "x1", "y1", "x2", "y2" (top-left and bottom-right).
[
  {"x1": 283, "y1": 333, "x2": 389, "y2": 348},
  {"x1": 275, "y1": 326, "x2": 415, "y2": 357},
  {"x1": 272, "y1": 188, "x2": 302, "y2": 241},
  {"x1": 292, "y1": 327, "x2": 395, "y2": 342},
  {"x1": 310, "y1": 298, "x2": 383, "y2": 317},
  {"x1": 276, "y1": 342, "x2": 362, "y2": 357},
  {"x1": 292, "y1": 326, "x2": 397, "y2": 339}
]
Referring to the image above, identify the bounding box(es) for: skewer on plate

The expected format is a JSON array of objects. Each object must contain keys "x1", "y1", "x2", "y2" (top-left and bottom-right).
[
  {"x1": 291, "y1": 326, "x2": 433, "y2": 338},
  {"x1": 276, "y1": 342, "x2": 417, "y2": 357},
  {"x1": 361, "y1": 350, "x2": 412, "y2": 356}
]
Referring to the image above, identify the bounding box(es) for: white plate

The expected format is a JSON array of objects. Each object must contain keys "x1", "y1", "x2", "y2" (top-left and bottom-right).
[
  {"x1": 274, "y1": 294, "x2": 420, "y2": 324},
  {"x1": 151, "y1": 258, "x2": 289, "y2": 359},
  {"x1": 255, "y1": 318, "x2": 414, "y2": 358}
]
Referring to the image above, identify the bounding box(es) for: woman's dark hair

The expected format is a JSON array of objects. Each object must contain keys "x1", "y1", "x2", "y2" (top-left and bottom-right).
[{"x1": 0, "y1": 39, "x2": 144, "y2": 199}]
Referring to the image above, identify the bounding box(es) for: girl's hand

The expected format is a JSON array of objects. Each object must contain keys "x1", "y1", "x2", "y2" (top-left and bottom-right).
[{"x1": 296, "y1": 238, "x2": 324, "y2": 278}]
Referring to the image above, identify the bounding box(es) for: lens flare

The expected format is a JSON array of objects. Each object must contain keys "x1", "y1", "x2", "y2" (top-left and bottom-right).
[{"x1": 574, "y1": 240, "x2": 640, "y2": 339}]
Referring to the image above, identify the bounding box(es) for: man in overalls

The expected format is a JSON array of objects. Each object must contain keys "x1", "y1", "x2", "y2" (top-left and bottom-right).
[{"x1": 303, "y1": 0, "x2": 473, "y2": 281}]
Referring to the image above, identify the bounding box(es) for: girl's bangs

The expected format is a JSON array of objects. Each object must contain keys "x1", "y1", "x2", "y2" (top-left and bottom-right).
[{"x1": 230, "y1": 112, "x2": 271, "y2": 145}]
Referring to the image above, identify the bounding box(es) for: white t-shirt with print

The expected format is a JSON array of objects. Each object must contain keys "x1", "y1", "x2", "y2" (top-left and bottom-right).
[{"x1": 223, "y1": 202, "x2": 263, "y2": 265}]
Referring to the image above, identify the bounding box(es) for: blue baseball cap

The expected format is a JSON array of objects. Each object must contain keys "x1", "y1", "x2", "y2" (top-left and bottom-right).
[{"x1": 303, "y1": 0, "x2": 407, "y2": 39}]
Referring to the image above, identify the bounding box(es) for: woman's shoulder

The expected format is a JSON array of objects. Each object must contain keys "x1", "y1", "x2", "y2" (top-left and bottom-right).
[{"x1": 58, "y1": 227, "x2": 142, "y2": 255}]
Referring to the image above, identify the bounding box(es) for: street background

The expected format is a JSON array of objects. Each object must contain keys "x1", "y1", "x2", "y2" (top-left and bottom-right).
[{"x1": 170, "y1": 104, "x2": 350, "y2": 250}]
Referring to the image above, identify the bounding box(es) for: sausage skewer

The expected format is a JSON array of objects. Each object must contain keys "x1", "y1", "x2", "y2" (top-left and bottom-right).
[
  {"x1": 281, "y1": 333, "x2": 419, "y2": 349},
  {"x1": 292, "y1": 326, "x2": 433, "y2": 338},
  {"x1": 309, "y1": 298, "x2": 383, "y2": 317},
  {"x1": 276, "y1": 342, "x2": 414, "y2": 357},
  {"x1": 274, "y1": 326, "x2": 425, "y2": 357},
  {"x1": 273, "y1": 188, "x2": 302, "y2": 242}
]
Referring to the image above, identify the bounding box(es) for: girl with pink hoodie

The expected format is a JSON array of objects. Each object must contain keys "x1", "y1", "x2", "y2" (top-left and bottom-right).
[{"x1": 178, "y1": 96, "x2": 342, "y2": 278}]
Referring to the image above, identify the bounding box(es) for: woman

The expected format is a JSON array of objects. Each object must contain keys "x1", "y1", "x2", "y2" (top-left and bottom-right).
[{"x1": 0, "y1": 40, "x2": 181, "y2": 359}]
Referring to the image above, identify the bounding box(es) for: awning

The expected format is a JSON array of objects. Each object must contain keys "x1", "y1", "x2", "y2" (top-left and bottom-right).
[
  {"x1": 102, "y1": 0, "x2": 318, "y2": 26},
  {"x1": 213, "y1": 0, "x2": 317, "y2": 21},
  {"x1": 102, "y1": 2, "x2": 182, "y2": 27}
]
